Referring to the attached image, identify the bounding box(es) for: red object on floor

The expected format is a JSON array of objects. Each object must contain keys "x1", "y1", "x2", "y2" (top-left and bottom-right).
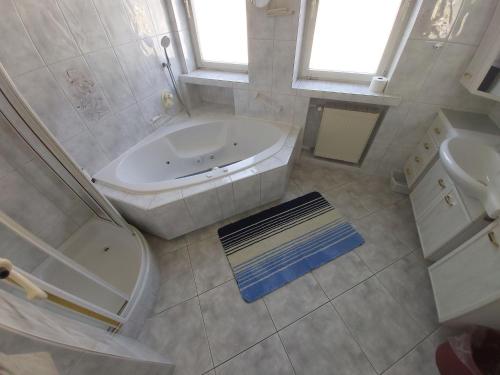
[{"x1": 436, "y1": 342, "x2": 475, "y2": 375}]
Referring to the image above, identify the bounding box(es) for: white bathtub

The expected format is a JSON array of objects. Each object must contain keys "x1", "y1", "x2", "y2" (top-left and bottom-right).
[
  {"x1": 94, "y1": 115, "x2": 289, "y2": 193},
  {"x1": 95, "y1": 113, "x2": 300, "y2": 239}
]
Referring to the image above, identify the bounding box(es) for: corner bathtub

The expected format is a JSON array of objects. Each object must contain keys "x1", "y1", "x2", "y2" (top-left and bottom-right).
[{"x1": 94, "y1": 114, "x2": 300, "y2": 239}]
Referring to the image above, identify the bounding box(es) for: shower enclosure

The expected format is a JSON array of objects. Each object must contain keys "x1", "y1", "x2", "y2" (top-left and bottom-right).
[{"x1": 0, "y1": 65, "x2": 156, "y2": 334}]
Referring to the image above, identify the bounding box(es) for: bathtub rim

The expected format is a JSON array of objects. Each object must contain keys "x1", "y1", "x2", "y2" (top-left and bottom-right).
[{"x1": 93, "y1": 114, "x2": 293, "y2": 194}]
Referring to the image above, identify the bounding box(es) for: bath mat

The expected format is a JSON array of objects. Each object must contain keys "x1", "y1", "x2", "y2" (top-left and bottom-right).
[{"x1": 218, "y1": 192, "x2": 365, "y2": 302}]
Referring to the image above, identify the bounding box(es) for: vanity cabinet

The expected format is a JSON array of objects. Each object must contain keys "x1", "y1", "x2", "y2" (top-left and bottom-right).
[
  {"x1": 429, "y1": 221, "x2": 500, "y2": 329},
  {"x1": 404, "y1": 110, "x2": 487, "y2": 261}
]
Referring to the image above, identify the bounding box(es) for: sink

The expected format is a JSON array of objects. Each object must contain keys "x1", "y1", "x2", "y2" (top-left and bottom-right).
[{"x1": 440, "y1": 137, "x2": 500, "y2": 218}]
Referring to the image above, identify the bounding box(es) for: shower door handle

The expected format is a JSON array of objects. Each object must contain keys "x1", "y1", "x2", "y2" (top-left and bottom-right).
[{"x1": 0, "y1": 258, "x2": 47, "y2": 300}]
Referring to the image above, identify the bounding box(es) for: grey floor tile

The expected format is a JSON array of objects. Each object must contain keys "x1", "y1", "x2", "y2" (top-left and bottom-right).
[
  {"x1": 290, "y1": 160, "x2": 358, "y2": 193},
  {"x1": 199, "y1": 280, "x2": 276, "y2": 366},
  {"x1": 380, "y1": 199, "x2": 421, "y2": 251},
  {"x1": 353, "y1": 212, "x2": 412, "y2": 272},
  {"x1": 153, "y1": 246, "x2": 197, "y2": 313},
  {"x1": 333, "y1": 277, "x2": 427, "y2": 373},
  {"x1": 323, "y1": 184, "x2": 371, "y2": 220},
  {"x1": 383, "y1": 327, "x2": 462, "y2": 375},
  {"x1": 280, "y1": 303, "x2": 376, "y2": 375},
  {"x1": 312, "y1": 251, "x2": 373, "y2": 299},
  {"x1": 350, "y1": 175, "x2": 404, "y2": 213},
  {"x1": 145, "y1": 233, "x2": 187, "y2": 254},
  {"x1": 377, "y1": 251, "x2": 439, "y2": 334},
  {"x1": 188, "y1": 237, "x2": 234, "y2": 294},
  {"x1": 215, "y1": 334, "x2": 294, "y2": 375},
  {"x1": 186, "y1": 221, "x2": 225, "y2": 245},
  {"x1": 263, "y1": 273, "x2": 328, "y2": 330},
  {"x1": 139, "y1": 298, "x2": 213, "y2": 375}
]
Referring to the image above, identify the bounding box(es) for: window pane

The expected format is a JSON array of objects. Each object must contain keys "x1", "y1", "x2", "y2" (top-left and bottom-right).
[
  {"x1": 191, "y1": 0, "x2": 248, "y2": 65},
  {"x1": 309, "y1": 0, "x2": 402, "y2": 75}
]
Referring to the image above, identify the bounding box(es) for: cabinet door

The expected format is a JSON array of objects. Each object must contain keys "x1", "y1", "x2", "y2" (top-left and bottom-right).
[
  {"x1": 417, "y1": 186, "x2": 471, "y2": 259},
  {"x1": 429, "y1": 222, "x2": 500, "y2": 328},
  {"x1": 429, "y1": 116, "x2": 449, "y2": 145},
  {"x1": 410, "y1": 160, "x2": 453, "y2": 220},
  {"x1": 418, "y1": 132, "x2": 438, "y2": 166}
]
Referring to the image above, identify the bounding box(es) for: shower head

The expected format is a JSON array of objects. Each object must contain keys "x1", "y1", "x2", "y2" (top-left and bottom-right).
[{"x1": 160, "y1": 36, "x2": 171, "y2": 49}]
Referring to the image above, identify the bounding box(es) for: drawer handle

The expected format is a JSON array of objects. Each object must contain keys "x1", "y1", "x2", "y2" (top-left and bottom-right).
[
  {"x1": 488, "y1": 231, "x2": 499, "y2": 247},
  {"x1": 438, "y1": 178, "x2": 446, "y2": 189},
  {"x1": 414, "y1": 156, "x2": 421, "y2": 163},
  {"x1": 444, "y1": 194, "x2": 454, "y2": 206},
  {"x1": 434, "y1": 127, "x2": 441, "y2": 135},
  {"x1": 424, "y1": 142, "x2": 431, "y2": 150}
]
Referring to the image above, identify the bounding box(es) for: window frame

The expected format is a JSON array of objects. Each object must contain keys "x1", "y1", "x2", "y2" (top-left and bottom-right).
[
  {"x1": 185, "y1": 0, "x2": 248, "y2": 73},
  {"x1": 300, "y1": 0, "x2": 413, "y2": 83}
]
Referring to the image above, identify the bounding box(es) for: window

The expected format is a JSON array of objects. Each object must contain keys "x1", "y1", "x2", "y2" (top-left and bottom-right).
[
  {"x1": 187, "y1": 0, "x2": 248, "y2": 71},
  {"x1": 301, "y1": 0, "x2": 412, "y2": 82}
]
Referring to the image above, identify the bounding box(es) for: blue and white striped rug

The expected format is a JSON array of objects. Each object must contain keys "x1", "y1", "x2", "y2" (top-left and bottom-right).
[{"x1": 218, "y1": 192, "x2": 365, "y2": 302}]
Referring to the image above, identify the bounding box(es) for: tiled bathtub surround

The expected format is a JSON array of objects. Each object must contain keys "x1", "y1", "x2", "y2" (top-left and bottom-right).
[
  {"x1": 96, "y1": 120, "x2": 300, "y2": 239},
  {"x1": 0, "y1": 0, "x2": 185, "y2": 175}
]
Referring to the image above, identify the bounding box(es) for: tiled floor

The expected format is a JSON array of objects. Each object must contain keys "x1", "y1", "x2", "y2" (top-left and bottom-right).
[{"x1": 138, "y1": 155, "x2": 459, "y2": 375}]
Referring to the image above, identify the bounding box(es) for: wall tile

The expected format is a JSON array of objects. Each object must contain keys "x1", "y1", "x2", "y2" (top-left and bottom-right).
[
  {"x1": 183, "y1": 184, "x2": 223, "y2": 228},
  {"x1": 246, "y1": 0, "x2": 274, "y2": 40},
  {"x1": 417, "y1": 42, "x2": 476, "y2": 101},
  {"x1": 272, "y1": 93, "x2": 295, "y2": 123},
  {"x1": 0, "y1": 0, "x2": 44, "y2": 77},
  {"x1": 393, "y1": 102, "x2": 439, "y2": 148},
  {"x1": 61, "y1": 129, "x2": 109, "y2": 174},
  {"x1": 273, "y1": 0, "x2": 300, "y2": 41},
  {"x1": 386, "y1": 40, "x2": 441, "y2": 99},
  {"x1": 449, "y1": 0, "x2": 497, "y2": 45},
  {"x1": 84, "y1": 48, "x2": 136, "y2": 111},
  {"x1": 15, "y1": 0, "x2": 79, "y2": 64},
  {"x1": 248, "y1": 38, "x2": 273, "y2": 90},
  {"x1": 123, "y1": 0, "x2": 156, "y2": 39},
  {"x1": 49, "y1": 56, "x2": 111, "y2": 123},
  {"x1": 292, "y1": 95, "x2": 310, "y2": 128},
  {"x1": 147, "y1": 0, "x2": 171, "y2": 34},
  {"x1": 14, "y1": 67, "x2": 85, "y2": 142},
  {"x1": 232, "y1": 169, "x2": 261, "y2": 213},
  {"x1": 272, "y1": 40, "x2": 295, "y2": 94},
  {"x1": 58, "y1": 0, "x2": 110, "y2": 53},
  {"x1": 93, "y1": 0, "x2": 137, "y2": 46},
  {"x1": 233, "y1": 88, "x2": 250, "y2": 116},
  {"x1": 0, "y1": 170, "x2": 79, "y2": 248},
  {"x1": 86, "y1": 113, "x2": 135, "y2": 160},
  {"x1": 115, "y1": 38, "x2": 166, "y2": 100},
  {"x1": 247, "y1": 90, "x2": 273, "y2": 120}
]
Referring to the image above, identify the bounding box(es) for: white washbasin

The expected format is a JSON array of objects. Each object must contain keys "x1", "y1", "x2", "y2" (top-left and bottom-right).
[{"x1": 440, "y1": 137, "x2": 500, "y2": 218}]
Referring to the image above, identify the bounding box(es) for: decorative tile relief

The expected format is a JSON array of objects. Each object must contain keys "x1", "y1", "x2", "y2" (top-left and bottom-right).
[
  {"x1": 123, "y1": 0, "x2": 156, "y2": 39},
  {"x1": 410, "y1": 0, "x2": 463, "y2": 41},
  {"x1": 49, "y1": 57, "x2": 111, "y2": 123},
  {"x1": 15, "y1": 0, "x2": 79, "y2": 64},
  {"x1": 58, "y1": 0, "x2": 110, "y2": 54},
  {"x1": 449, "y1": 0, "x2": 497, "y2": 46},
  {"x1": 273, "y1": 0, "x2": 301, "y2": 41},
  {"x1": 84, "y1": 49, "x2": 136, "y2": 111},
  {"x1": 0, "y1": 0, "x2": 44, "y2": 77}
]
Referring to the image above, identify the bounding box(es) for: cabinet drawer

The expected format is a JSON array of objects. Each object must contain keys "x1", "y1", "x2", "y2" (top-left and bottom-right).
[
  {"x1": 410, "y1": 160, "x2": 453, "y2": 220},
  {"x1": 428, "y1": 117, "x2": 448, "y2": 145},
  {"x1": 418, "y1": 132, "x2": 438, "y2": 165},
  {"x1": 429, "y1": 222, "x2": 500, "y2": 324},
  {"x1": 417, "y1": 186, "x2": 471, "y2": 260}
]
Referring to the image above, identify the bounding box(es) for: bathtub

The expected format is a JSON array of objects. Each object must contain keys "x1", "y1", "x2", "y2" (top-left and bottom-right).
[
  {"x1": 95, "y1": 115, "x2": 290, "y2": 193},
  {"x1": 94, "y1": 113, "x2": 300, "y2": 239}
]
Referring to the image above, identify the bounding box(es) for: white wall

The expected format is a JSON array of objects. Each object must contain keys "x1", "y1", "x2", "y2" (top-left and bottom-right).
[
  {"x1": 183, "y1": 0, "x2": 499, "y2": 176},
  {"x1": 0, "y1": 0, "x2": 185, "y2": 175}
]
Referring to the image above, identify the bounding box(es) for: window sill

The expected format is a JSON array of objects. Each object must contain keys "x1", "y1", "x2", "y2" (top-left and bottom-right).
[
  {"x1": 292, "y1": 79, "x2": 401, "y2": 106},
  {"x1": 180, "y1": 70, "x2": 249, "y2": 89}
]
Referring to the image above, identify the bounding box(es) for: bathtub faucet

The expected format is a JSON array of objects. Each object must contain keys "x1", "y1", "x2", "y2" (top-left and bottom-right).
[{"x1": 160, "y1": 36, "x2": 191, "y2": 117}]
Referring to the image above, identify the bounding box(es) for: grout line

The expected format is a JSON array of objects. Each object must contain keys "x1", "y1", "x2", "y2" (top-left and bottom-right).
[{"x1": 331, "y1": 301, "x2": 380, "y2": 374}]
